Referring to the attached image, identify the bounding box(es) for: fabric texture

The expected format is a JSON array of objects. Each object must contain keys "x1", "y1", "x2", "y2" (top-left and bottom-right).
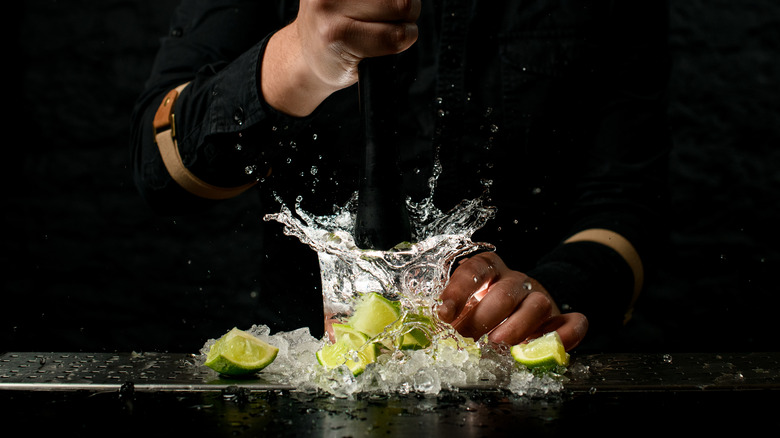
[{"x1": 130, "y1": 0, "x2": 672, "y2": 335}]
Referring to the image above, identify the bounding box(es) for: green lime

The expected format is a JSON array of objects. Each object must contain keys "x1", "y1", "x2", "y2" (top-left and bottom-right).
[
  {"x1": 391, "y1": 241, "x2": 414, "y2": 251},
  {"x1": 395, "y1": 313, "x2": 435, "y2": 350},
  {"x1": 204, "y1": 327, "x2": 279, "y2": 376},
  {"x1": 348, "y1": 292, "x2": 402, "y2": 338},
  {"x1": 316, "y1": 323, "x2": 379, "y2": 375},
  {"x1": 510, "y1": 331, "x2": 570, "y2": 371}
]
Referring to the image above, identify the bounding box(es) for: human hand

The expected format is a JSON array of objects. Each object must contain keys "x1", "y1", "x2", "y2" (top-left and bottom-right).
[
  {"x1": 262, "y1": 0, "x2": 421, "y2": 116},
  {"x1": 294, "y1": 0, "x2": 420, "y2": 87},
  {"x1": 437, "y1": 252, "x2": 589, "y2": 351}
]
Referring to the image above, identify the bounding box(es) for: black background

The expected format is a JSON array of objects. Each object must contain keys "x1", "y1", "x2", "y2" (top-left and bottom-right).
[{"x1": 4, "y1": 0, "x2": 779, "y2": 354}]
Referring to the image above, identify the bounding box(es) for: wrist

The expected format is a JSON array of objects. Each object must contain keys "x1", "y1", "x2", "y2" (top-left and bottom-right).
[{"x1": 261, "y1": 24, "x2": 335, "y2": 117}]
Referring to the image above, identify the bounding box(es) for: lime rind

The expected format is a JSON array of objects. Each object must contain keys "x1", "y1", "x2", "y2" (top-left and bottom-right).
[
  {"x1": 204, "y1": 327, "x2": 279, "y2": 376},
  {"x1": 394, "y1": 313, "x2": 436, "y2": 350},
  {"x1": 510, "y1": 331, "x2": 569, "y2": 372}
]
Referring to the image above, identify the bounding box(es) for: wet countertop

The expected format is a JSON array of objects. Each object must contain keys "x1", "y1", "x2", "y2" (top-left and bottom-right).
[{"x1": 2, "y1": 351, "x2": 778, "y2": 436}]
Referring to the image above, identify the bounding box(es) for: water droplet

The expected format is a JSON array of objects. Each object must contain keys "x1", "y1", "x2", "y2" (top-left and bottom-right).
[
  {"x1": 522, "y1": 281, "x2": 533, "y2": 291},
  {"x1": 489, "y1": 124, "x2": 499, "y2": 133},
  {"x1": 244, "y1": 165, "x2": 257, "y2": 175},
  {"x1": 310, "y1": 166, "x2": 318, "y2": 176},
  {"x1": 662, "y1": 354, "x2": 673, "y2": 364},
  {"x1": 234, "y1": 143, "x2": 242, "y2": 151},
  {"x1": 312, "y1": 133, "x2": 318, "y2": 140},
  {"x1": 232, "y1": 107, "x2": 244, "y2": 125}
]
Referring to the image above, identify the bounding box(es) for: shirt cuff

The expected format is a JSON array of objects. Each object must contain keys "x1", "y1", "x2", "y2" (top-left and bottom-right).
[{"x1": 527, "y1": 240, "x2": 635, "y2": 332}]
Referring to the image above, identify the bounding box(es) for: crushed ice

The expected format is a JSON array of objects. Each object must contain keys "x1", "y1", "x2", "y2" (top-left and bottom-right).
[{"x1": 198, "y1": 324, "x2": 570, "y2": 398}]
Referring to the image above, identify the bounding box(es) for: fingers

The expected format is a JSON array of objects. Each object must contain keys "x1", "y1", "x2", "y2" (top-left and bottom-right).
[
  {"x1": 437, "y1": 252, "x2": 589, "y2": 352},
  {"x1": 534, "y1": 313, "x2": 589, "y2": 351},
  {"x1": 329, "y1": 20, "x2": 419, "y2": 58},
  {"x1": 438, "y1": 252, "x2": 505, "y2": 323},
  {"x1": 306, "y1": 0, "x2": 421, "y2": 58},
  {"x1": 317, "y1": 0, "x2": 421, "y2": 23},
  {"x1": 479, "y1": 290, "x2": 552, "y2": 344}
]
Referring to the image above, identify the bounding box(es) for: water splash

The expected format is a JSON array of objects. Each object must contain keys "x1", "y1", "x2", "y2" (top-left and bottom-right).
[
  {"x1": 197, "y1": 159, "x2": 569, "y2": 396},
  {"x1": 263, "y1": 190, "x2": 496, "y2": 322}
]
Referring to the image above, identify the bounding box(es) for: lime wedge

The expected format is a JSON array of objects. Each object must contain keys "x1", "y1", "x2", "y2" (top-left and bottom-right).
[
  {"x1": 316, "y1": 323, "x2": 379, "y2": 375},
  {"x1": 510, "y1": 331, "x2": 570, "y2": 371},
  {"x1": 348, "y1": 292, "x2": 402, "y2": 338},
  {"x1": 204, "y1": 327, "x2": 279, "y2": 376},
  {"x1": 396, "y1": 313, "x2": 435, "y2": 350}
]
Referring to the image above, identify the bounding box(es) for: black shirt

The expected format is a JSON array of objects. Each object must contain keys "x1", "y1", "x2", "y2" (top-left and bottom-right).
[{"x1": 131, "y1": 0, "x2": 671, "y2": 338}]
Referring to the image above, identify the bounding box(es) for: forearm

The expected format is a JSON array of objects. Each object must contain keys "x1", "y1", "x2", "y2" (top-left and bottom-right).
[
  {"x1": 261, "y1": 23, "x2": 347, "y2": 117},
  {"x1": 131, "y1": 38, "x2": 308, "y2": 214}
]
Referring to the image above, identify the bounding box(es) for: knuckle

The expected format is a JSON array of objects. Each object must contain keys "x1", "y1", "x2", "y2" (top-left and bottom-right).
[
  {"x1": 492, "y1": 287, "x2": 518, "y2": 310},
  {"x1": 527, "y1": 291, "x2": 553, "y2": 314},
  {"x1": 394, "y1": 0, "x2": 418, "y2": 18},
  {"x1": 382, "y1": 23, "x2": 416, "y2": 53},
  {"x1": 459, "y1": 254, "x2": 496, "y2": 282}
]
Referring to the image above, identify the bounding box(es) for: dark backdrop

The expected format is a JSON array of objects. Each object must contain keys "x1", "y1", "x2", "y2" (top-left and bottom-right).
[{"x1": 4, "y1": 0, "x2": 779, "y2": 354}]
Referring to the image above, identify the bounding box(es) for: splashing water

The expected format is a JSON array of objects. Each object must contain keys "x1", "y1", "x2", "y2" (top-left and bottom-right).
[
  {"x1": 199, "y1": 163, "x2": 569, "y2": 396},
  {"x1": 263, "y1": 189, "x2": 497, "y2": 326}
]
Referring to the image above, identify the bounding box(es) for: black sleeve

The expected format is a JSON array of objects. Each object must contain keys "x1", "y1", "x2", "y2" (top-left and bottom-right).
[
  {"x1": 528, "y1": 1, "x2": 672, "y2": 332},
  {"x1": 129, "y1": 0, "x2": 307, "y2": 215}
]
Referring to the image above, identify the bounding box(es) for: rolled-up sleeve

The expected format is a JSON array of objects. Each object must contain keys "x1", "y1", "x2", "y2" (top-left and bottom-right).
[{"x1": 130, "y1": 0, "x2": 305, "y2": 214}]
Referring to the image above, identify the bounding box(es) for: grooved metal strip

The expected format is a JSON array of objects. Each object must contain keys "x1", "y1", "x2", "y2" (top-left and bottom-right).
[
  {"x1": 2, "y1": 351, "x2": 779, "y2": 393},
  {"x1": 0, "y1": 352, "x2": 288, "y2": 392}
]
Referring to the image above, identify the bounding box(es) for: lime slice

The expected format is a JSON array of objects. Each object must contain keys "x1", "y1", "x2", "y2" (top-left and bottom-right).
[
  {"x1": 348, "y1": 292, "x2": 402, "y2": 338},
  {"x1": 396, "y1": 313, "x2": 434, "y2": 350},
  {"x1": 204, "y1": 327, "x2": 279, "y2": 376},
  {"x1": 510, "y1": 331, "x2": 570, "y2": 371},
  {"x1": 316, "y1": 323, "x2": 379, "y2": 375}
]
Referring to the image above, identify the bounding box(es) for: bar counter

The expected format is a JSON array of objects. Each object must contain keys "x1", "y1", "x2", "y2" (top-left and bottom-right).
[{"x1": 1, "y1": 351, "x2": 778, "y2": 436}]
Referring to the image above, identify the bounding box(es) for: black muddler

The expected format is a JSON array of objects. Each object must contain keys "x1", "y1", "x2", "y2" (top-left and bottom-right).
[{"x1": 353, "y1": 55, "x2": 412, "y2": 250}]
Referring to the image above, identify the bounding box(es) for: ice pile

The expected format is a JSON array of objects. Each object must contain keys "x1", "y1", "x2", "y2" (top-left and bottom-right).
[{"x1": 200, "y1": 324, "x2": 568, "y2": 398}]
